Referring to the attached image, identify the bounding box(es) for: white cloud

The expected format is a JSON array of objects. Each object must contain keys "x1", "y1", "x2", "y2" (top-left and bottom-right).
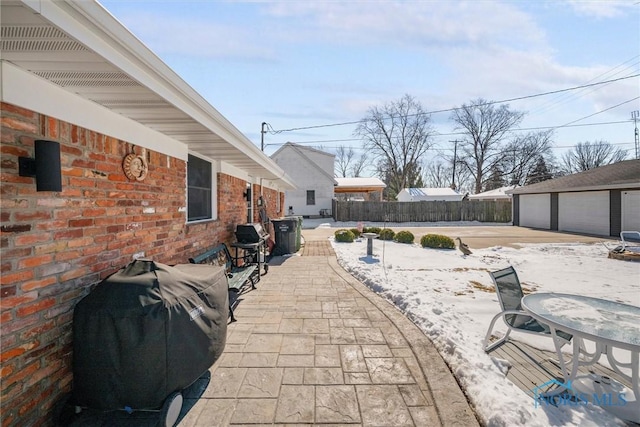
[
  {"x1": 263, "y1": 1, "x2": 548, "y2": 52},
  {"x1": 103, "y1": 0, "x2": 637, "y2": 151},
  {"x1": 115, "y1": 2, "x2": 550, "y2": 62},
  {"x1": 565, "y1": 0, "x2": 633, "y2": 18},
  {"x1": 429, "y1": 44, "x2": 638, "y2": 123},
  {"x1": 112, "y1": 11, "x2": 278, "y2": 61}
]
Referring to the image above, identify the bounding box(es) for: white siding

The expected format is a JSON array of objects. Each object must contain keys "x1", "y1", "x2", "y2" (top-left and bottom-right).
[
  {"x1": 271, "y1": 145, "x2": 334, "y2": 216},
  {"x1": 305, "y1": 150, "x2": 335, "y2": 174},
  {"x1": 558, "y1": 191, "x2": 609, "y2": 236},
  {"x1": 622, "y1": 190, "x2": 640, "y2": 231},
  {"x1": 397, "y1": 189, "x2": 411, "y2": 202},
  {"x1": 519, "y1": 194, "x2": 550, "y2": 229}
]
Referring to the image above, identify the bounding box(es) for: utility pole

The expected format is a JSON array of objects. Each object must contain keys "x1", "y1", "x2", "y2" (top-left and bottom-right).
[
  {"x1": 632, "y1": 111, "x2": 639, "y2": 160},
  {"x1": 449, "y1": 140, "x2": 462, "y2": 190},
  {"x1": 261, "y1": 122, "x2": 267, "y2": 151}
]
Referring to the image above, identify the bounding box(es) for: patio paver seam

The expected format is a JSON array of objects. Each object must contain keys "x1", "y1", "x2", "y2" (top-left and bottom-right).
[
  {"x1": 325, "y1": 254, "x2": 480, "y2": 427},
  {"x1": 179, "y1": 243, "x2": 479, "y2": 426}
]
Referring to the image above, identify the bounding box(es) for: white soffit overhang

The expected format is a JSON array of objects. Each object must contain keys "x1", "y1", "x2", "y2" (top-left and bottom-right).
[{"x1": 0, "y1": 0, "x2": 296, "y2": 189}]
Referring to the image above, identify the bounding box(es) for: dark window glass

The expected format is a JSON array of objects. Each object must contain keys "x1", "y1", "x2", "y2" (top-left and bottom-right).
[
  {"x1": 188, "y1": 155, "x2": 212, "y2": 221},
  {"x1": 306, "y1": 190, "x2": 315, "y2": 205}
]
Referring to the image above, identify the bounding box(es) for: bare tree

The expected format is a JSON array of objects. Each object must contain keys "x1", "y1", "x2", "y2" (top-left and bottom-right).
[
  {"x1": 350, "y1": 152, "x2": 369, "y2": 177},
  {"x1": 560, "y1": 140, "x2": 628, "y2": 173},
  {"x1": 354, "y1": 94, "x2": 435, "y2": 198},
  {"x1": 424, "y1": 161, "x2": 452, "y2": 188},
  {"x1": 502, "y1": 130, "x2": 555, "y2": 186},
  {"x1": 450, "y1": 99, "x2": 525, "y2": 193},
  {"x1": 334, "y1": 146, "x2": 369, "y2": 177},
  {"x1": 335, "y1": 146, "x2": 355, "y2": 177},
  {"x1": 423, "y1": 158, "x2": 473, "y2": 192}
]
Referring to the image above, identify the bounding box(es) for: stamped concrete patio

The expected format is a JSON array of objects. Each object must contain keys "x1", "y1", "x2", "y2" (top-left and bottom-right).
[{"x1": 178, "y1": 240, "x2": 479, "y2": 426}]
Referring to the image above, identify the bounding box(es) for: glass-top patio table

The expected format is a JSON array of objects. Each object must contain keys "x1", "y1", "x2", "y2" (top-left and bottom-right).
[{"x1": 521, "y1": 293, "x2": 640, "y2": 423}]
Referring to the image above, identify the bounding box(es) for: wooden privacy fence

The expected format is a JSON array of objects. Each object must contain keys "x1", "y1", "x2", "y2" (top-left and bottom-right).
[{"x1": 332, "y1": 200, "x2": 512, "y2": 223}]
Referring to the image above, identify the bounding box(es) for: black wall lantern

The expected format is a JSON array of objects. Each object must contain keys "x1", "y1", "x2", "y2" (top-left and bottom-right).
[{"x1": 18, "y1": 140, "x2": 62, "y2": 192}]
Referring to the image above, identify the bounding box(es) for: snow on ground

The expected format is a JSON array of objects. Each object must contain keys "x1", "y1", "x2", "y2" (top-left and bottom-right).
[{"x1": 304, "y1": 219, "x2": 640, "y2": 427}]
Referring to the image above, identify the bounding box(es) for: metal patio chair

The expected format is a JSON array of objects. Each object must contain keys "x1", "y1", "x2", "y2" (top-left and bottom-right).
[
  {"x1": 483, "y1": 266, "x2": 573, "y2": 353},
  {"x1": 620, "y1": 231, "x2": 640, "y2": 252}
]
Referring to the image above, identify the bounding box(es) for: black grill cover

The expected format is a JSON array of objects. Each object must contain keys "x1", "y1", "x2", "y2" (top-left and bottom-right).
[{"x1": 72, "y1": 260, "x2": 228, "y2": 410}]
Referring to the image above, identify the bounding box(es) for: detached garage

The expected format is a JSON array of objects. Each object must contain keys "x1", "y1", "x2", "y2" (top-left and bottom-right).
[
  {"x1": 510, "y1": 159, "x2": 640, "y2": 237},
  {"x1": 519, "y1": 194, "x2": 551, "y2": 229}
]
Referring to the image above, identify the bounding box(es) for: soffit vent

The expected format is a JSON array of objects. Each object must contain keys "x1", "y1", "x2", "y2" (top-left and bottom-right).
[
  {"x1": 33, "y1": 71, "x2": 142, "y2": 88},
  {"x1": 93, "y1": 99, "x2": 170, "y2": 108},
  {"x1": 1, "y1": 25, "x2": 87, "y2": 52}
]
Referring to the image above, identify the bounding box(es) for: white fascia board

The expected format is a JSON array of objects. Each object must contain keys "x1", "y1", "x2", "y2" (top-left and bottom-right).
[
  {"x1": 1, "y1": 61, "x2": 187, "y2": 160},
  {"x1": 186, "y1": 157, "x2": 289, "y2": 196},
  {"x1": 511, "y1": 183, "x2": 640, "y2": 195},
  {"x1": 30, "y1": 0, "x2": 281, "y2": 176},
  {"x1": 505, "y1": 182, "x2": 640, "y2": 194},
  {"x1": 219, "y1": 161, "x2": 251, "y2": 182},
  {"x1": 260, "y1": 180, "x2": 282, "y2": 192},
  {"x1": 338, "y1": 185, "x2": 387, "y2": 190}
]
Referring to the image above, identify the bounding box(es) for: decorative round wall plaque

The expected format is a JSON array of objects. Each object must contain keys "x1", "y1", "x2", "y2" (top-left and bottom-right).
[{"x1": 122, "y1": 153, "x2": 148, "y2": 181}]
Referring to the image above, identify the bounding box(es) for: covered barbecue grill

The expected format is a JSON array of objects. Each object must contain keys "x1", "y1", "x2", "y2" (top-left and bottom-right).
[
  {"x1": 235, "y1": 222, "x2": 269, "y2": 244},
  {"x1": 71, "y1": 259, "x2": 228, "y2": 426},
  {"x1": 233, "y1": 223, "x2": 270, "y2": 274}
]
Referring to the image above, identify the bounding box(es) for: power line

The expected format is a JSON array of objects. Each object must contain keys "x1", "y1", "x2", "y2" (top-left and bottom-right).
[
  {"x1": 277, "y1": 140, "x2": 635, "y2": 154},
  {"x1": 268, "y1": 73, "x2": 639, "y2": 133},
  {"x1": 279, "y1": 119, "x2": 631, "y2": 146},
  {"x1": 558, "y1": 97, "x2": 639, "y2": 128},
  {"x1": 530, "y1": 55, "x2": 640, "y2": 116}
]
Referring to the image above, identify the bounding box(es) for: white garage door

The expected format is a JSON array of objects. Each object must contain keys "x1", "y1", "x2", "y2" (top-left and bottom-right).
[
  {"x1": 519, "y1": 194, "x2": 550, "y2": 229},
  {"x1": 622, "y1": 190, "x2": 640, "y2": 231},
  {"x1": 559, "y1": 191, "x2": 609, "y2": 236}
]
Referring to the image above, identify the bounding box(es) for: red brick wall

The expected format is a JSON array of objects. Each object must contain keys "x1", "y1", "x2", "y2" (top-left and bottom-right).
[
  {"x1": 0, "y1": 102, "x2": 280, "y2": 426},
  {"x1": 250, "y1": 185, "x2": 283, "y2": 238}
]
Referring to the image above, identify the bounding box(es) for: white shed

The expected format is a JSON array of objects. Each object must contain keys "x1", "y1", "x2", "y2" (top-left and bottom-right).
[
  {"x1": 397, "y1": 187, "x2": 464, "y2": 202},
  {"x1": 468, "y1": 186, "x2": 515, "y2": 201}
]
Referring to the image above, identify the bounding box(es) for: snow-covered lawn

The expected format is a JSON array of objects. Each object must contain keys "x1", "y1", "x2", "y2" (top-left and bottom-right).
[{"x1": 321, "y1": 223, "x2": 639, "y2": 426}]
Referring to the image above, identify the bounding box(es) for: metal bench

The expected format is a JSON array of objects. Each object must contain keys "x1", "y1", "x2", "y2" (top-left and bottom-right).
[{"x1": 189, "y1": 243, "x2": 258, "y2": 322}]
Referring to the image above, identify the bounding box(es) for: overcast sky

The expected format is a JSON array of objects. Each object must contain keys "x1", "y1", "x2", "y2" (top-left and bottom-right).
[{"x1": 100, "y1": 0, "x2": 640, "y2": 165}]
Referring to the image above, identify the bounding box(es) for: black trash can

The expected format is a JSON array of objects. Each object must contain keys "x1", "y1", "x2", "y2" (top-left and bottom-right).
[{"x1": 272, "y1": 218, "x2": 297, "y2": 255}]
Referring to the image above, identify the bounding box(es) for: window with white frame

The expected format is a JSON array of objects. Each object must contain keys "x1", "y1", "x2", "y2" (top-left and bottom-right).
[
  {"x1": 306, "y1": 190, "x2": 315, "y2": 205},
  {"x1": 187, "y1": 154, "x2": 215, "y2": 222}
]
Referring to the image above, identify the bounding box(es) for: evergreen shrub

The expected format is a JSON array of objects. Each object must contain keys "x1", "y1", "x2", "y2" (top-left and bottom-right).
[
  {"x1": 378, "y1": 228, "x2": 395, "y2": 241},
  {"x1": 420, "y1": 234, "x2": 455, "y2": 249},
  {"x1": 334, "y1": 229, "x2": 355, "y2": 243},
  {"x1": 363, "y1": 226, "x2": 382, "y2": 234},
  {"x1": 394, "y1": 230, "x2": 415, "y2": 244}
]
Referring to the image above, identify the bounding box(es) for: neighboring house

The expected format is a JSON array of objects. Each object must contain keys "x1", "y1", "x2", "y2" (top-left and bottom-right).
[
  {"x1": 468, "y1": 186, "x2": 516, "y2": 201},
  {"x1": 0, "y1": 1, "x2": 295, "y2": 425},
  {"x1": 397, "y1": 187, "x2": 465, "y2": 202},
  {"x1": 508, "y1": 159, "x2": 640, "y2": 237},
  {"x1": 271, "y1": 142, "x2": 337, "y2": 216},
  {"x1": 334, "y1": 177, "x2": 387, "y2": 201}
]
